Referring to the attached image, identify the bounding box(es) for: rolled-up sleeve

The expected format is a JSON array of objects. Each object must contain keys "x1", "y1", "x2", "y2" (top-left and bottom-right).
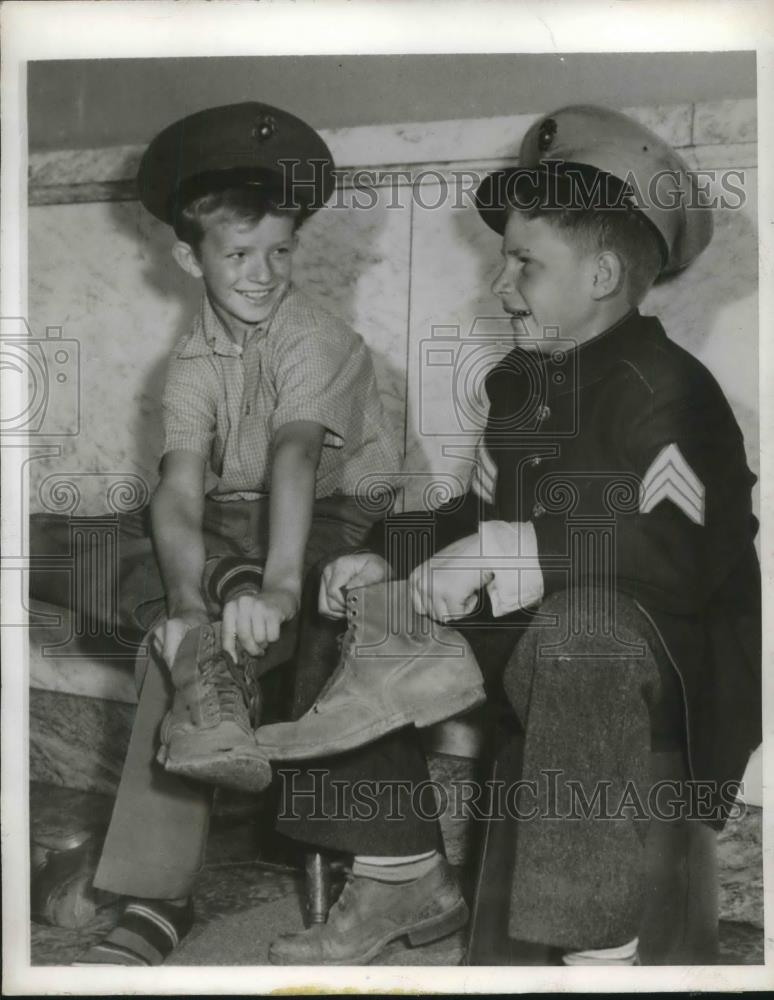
[
  {"x1": 269, "y1": 323, "x2": 368, "y2": 447},
  {"x1": 161, "y1": 355, "x2": 217, "y2": 457}
]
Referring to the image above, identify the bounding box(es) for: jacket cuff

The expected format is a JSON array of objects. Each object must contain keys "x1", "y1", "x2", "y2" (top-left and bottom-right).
[{"x1": 479, "y1": 520, "x2": 544, "y2": 617}]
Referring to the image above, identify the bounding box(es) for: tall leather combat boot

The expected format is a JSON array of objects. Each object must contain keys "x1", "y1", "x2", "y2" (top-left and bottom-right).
[
  {"x1": 157, "y1": 622, "x2": 272, "y2": 793},
  {"x1": 255, "y1": 580, "x2": 485, "y2": 760}
]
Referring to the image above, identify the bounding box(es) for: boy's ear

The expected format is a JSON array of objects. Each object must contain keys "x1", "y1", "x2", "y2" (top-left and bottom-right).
[
  {"x1": 172, "y1": 241, "x2": 203, "y2": 279},
  {"x1": 591, "y1": 250, "x2": 625, "y2": 300}
]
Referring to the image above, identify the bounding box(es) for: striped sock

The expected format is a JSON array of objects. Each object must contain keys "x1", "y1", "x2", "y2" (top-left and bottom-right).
[
  {"x1": 352, "y1": 850, "x2": 439, "y2": 883},
  {"x1": 73, "y1": 897, "x2": 194, "y2": 966}
]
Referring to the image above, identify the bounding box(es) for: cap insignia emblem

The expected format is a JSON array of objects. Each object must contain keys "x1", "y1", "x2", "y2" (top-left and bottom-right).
[
  {"x1": 537, "y1": 117, "x2": 557, "y2": 152},
  {"x1": 252, "y1": 114, "x2": 277, "y2": 143}
]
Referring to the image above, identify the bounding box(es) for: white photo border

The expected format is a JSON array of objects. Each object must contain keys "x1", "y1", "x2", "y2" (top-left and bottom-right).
[{"x1": 2, "y1": 0, "x2": 772, "y2": 994}]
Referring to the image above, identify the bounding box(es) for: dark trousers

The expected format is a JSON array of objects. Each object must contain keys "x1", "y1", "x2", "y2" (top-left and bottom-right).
[
  {"x1": 273, "y1": 506, "x2": 687, "y2": 951},
  {"x1": 274, "y1": 608, "x2": 530, "y2": 855}
]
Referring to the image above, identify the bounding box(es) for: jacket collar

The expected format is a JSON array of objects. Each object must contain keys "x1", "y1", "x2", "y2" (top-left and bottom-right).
[{"x1": 547, "y1": 309, "x2": 667, "y2": 398}]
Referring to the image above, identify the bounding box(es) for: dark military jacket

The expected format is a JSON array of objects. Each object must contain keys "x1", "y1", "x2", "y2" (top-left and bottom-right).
[
  {"x1": 369, "y1": 309, "x2": 760, "y2": 816},
  {"x1": 480, "y1": 309, "x2": 761, "y2": 808}
]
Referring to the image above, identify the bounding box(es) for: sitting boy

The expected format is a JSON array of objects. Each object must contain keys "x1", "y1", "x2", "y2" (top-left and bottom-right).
[
  {"x1": 36, "y1": 101, "x2": 403, "y2": 965},
  {"x1": 254, "y1": 106, "x2": 761, "y2": 965}
]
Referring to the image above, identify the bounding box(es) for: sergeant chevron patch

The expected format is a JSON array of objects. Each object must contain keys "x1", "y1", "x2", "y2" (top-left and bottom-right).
[{"x1": 639, "y1": 443, "x2": 705, "y2": 525}]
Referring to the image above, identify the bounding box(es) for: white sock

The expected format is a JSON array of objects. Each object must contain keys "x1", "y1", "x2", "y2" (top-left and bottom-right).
[
  {"x1": 352, "y1": 850, "x2": 438, "y2": 882},
  {"x1": 562, "y1": 936, "x2": 639, "y2": 966}
]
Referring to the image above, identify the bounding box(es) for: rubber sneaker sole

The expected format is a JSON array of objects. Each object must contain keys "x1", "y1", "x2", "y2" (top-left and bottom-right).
[
  {"x1": 269, "y1": 897, "x2": 469, "y2": 965},
  {"x1": 157, "y1": 744, "x2": 273, "y2": 794}
]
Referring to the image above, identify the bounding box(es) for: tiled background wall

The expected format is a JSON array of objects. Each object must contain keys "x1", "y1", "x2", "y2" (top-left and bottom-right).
[{"x1": 26, "y1": 99, "x2": 758, "y2": 519}]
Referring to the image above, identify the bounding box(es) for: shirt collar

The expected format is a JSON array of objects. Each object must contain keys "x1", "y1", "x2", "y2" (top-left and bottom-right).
[{"x1": 176, "y1": 285, "x2": 294, "y2": 360}]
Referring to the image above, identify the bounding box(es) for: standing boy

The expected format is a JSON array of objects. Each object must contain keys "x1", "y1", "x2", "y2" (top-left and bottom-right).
[
  {"x1": 58, "y1": 102, "x2": 402, "y2": 965},
  {"x1": 255, "y1": 106, "x2": 761, "y2": 966}
]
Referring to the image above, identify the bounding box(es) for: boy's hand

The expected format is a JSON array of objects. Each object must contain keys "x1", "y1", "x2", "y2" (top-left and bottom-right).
[
  {"x1": 152, "y1": 609, "x2": 209, "y2": 669},
  {"x1": 409, "y1": 533, "x2": 493, "y2": 622},
  {"x1": 319, "y1": 553, "x2": 392, "y2": 619},
  {"x1": 222, "y1": 589, "x2": 299, "y2": 660}
]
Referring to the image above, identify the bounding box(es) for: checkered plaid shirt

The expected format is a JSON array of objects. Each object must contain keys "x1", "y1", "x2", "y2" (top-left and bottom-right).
[{"x1": 162, "y1": 287, "x2": 402, "y2": 500}]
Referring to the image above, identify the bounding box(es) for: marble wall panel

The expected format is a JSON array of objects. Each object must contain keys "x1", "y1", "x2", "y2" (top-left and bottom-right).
[
  {"x1": 693, "y1": 98, "x2": 757, "y2": 146},
  {"x1": 29, "y1": 145, "x2": 141, "y2": 186},
  {"x1": 405, "y1": 179, "x2": 509, "y2": 509},
  {"x1": 291, "y1": 184, "x2": 410, "y2": 461},
  {"x1": 27, "y1": 200, "x2": 198, "y2": 513},
  {"x1": 686, "y1": 144, "x2": 757, "y2": 171},
  {"x1": 27, "y1": 103, "x2": 693, "y2": 190},
  {"x1": 30, "y1": 688, "x2": 134, "y2": 795},
  {"x1": 28, "y1": 183, "x2": 411, "y2": 513}
]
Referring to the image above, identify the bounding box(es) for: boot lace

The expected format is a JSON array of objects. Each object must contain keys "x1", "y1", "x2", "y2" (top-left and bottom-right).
[{"x1": 200, "y1": 651, "x2": 251, "y2": 729}]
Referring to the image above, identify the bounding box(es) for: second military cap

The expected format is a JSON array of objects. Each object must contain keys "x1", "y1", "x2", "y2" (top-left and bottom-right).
[
  {"x1": 476, "y1": 104, "x2": 713, "y2": 274},
  {"x1": 137, "y1": 102, "x2": 336, "y2": 225}
]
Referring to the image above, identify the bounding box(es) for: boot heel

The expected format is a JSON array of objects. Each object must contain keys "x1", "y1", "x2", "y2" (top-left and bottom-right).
[
  {"x1": 413, "y1": 686, "x2": 486, "y2": 728},
  {"x1": 407, "y1": 900, "x2": 468, "y2": 947}
]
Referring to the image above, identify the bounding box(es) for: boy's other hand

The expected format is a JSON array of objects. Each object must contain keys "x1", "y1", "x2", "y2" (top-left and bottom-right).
[
  {"x1": 409, "y1": 534, "x2": 494, "y2": 622},
  {"x1": 153, "y1": 609, "x2": 209, "y2": 670},
  {"x1": 222, "y1": 590, "x2": 299, "y2": 660},
  {"x1": 319, "y1": 553, "x2": 392, "y2": 619}
]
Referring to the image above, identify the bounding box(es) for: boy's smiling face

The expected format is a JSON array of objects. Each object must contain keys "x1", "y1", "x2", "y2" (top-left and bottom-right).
[
  {"x1": 492, "y1": 211, "x2": 602, "y2": 349},
  {"x1": 175, "y1": 211, "x2": 297, "y2": 342}
]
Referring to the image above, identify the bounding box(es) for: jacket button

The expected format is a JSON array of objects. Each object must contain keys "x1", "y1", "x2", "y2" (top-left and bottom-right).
[
  {"x1": 529, "y1": 455, "x2": 542, "y2": 467},
  {"x1": 532, "y1": 502, "x2": 546, "y2": 518},
  {"x1": 538, "y1": 405, "x2": 551, "y2": 421}
]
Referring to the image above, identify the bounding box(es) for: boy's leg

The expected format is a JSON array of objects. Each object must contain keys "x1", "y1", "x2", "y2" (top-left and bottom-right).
[
  {"x1": 74, "y1": 632, "x2": 209, "y2": 965},
  {"x1": 468, "y1": 587, "x2": 675, "y2": 963},
  {"x1": 267, "y1": 596, "x2": 524, "y2": 964},
  {"x1": 154, "y1": 496, "x2": 382, "y2": 788},
  {"x1": 75, "y1": 500, "x2": 267, "y2": 963},
  {"x1": 270, "y1": 583, "x2": 671, "y2": 965},
  {"x1": 156, "y1": 618, "x2": 274, "y2": 793},
  {"x1": 92, "y1": 640, "x2": 212, "y2": 899},
  {"x1": 270, "y1": 728, "x2": 462, "y2": 965}
]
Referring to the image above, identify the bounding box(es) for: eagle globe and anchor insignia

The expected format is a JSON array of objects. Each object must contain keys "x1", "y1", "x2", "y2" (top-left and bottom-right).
[
  {"x1": 252, "y1": 114, "x2": 277, "y2": 143},
  {"x1": 537, "y1": 117, "x2": 557, "y2": 152}
]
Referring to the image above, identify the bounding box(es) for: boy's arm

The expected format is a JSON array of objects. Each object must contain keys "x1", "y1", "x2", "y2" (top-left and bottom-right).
[
  {"x1": 532, "y1": 382, "x2": 757, "y2": 614},
  {"x1": 409, "y1": 523, "x2": 543, "y2": 621},
  {"x1": 222, "y1": 420, "x2": 324, "y2": 659},
  {"x1": 414, "y1": 381, "x2": 757, "y2": 621},
  {"x1": 263, "y1": 420, "x2": 326, "y2": 595},
  {"x1": 150, "y1": 450, "x2": 209, "y2": 664}
]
